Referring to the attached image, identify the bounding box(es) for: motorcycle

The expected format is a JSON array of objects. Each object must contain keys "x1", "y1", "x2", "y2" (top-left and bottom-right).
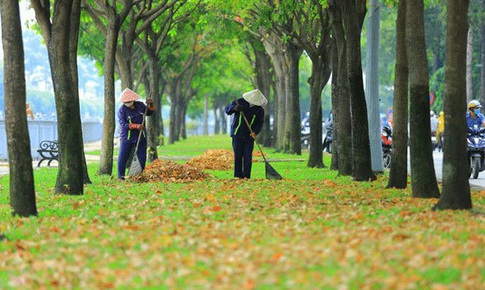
[
  {"x1": 467, "y1": 125, "x2": 485, "y2": 179},
  {"x1": 382, "y1": 125, "x2": 393, "y2": 168},
  {"x1": 301, "y1": 126, "x2": 310, "y2": 149}
]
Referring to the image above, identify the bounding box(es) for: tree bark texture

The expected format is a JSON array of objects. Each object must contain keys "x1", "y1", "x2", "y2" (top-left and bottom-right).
[
  {"x1": 466, "y1": 28, "x2": 474, "y2": 102},
  {"x1": 282, "y1": 43, "x2": 303, "y2": 155},
  {"x1": 70, "y1": 0, "x2": 91, "y2": 184},
  {"x1": 146, "y1": 57, "x2": 161, "y2": 161},
  {"x1": 330, "y1": 41, "x2": 339, "y2": 171},
  {"x1": 480, "y1": 3, "x2": 485, "y2": 105},
  {"x1": 304, "y1": 6, "x2": 333, "y2": 168},
  {"x1": 406, "y1": 0, "x2": 440, "y2": 198},
  {"x1": 261, "y1": 33, "x2": 286, "y2": 151},
  {"x1": 98, "y1": 12, "x2": 120, "y2": 175},
  {"x1": 434, "y1": 0, "x2": 472, "y2": 210},
  {"x1": 31, "y1": 0, "x2": 85, "y2": 195},
  {"x1": 252, "y1": 39, "x2": 273, "y2": 148},
  {"x1": 1, "y1": 0, "x2": 38, "y2": 216},
  {"x1": 387, "y1": 0, "x2": 409, "y2": 189},
  {"x1": 342, "y1": 0, "x2": 375, "y2": 181},
  {"x1": 329, "y1": 0, "x2": 352, "y2": 176},
  {"x1": 365, "y1": 0, "x2": 383, "y2": 172}
]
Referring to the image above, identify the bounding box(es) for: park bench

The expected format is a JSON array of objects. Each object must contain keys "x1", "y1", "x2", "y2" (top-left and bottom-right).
[{"x1": 37, "y1": 140, "x2": 58, "y2": 167}]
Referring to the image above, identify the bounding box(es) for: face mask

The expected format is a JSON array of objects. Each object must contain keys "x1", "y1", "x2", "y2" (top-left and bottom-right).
[
  {"x1": 475, "y1": 109, "x2": 481, "y2": 115},
  {"x1": 124, "y1": 101, "x2": 134, "y2": 107}
]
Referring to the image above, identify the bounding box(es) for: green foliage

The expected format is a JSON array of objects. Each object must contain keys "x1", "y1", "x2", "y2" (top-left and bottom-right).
[{"x1": 430, "y1": 67, "x2": 445, "y2": 112}]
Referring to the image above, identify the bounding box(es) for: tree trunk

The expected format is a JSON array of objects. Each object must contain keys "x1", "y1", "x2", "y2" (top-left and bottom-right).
[
  {"x1": 365, "y1": 0, "x2": 383, "y2": 172},
  {"x1": 146, "y1": 57, "x2": 161, "y2": 161},
  {"x1": 387, "y1": 0, "x2": 409, "y2": 189},
  {"x1": 1, "y1": 0, "x2": 38, "y2": 216},
  {"x1": 406, "y1": 0, "x2": 440, "y2": 198},
  {"x1": 283, "y1": 43, "x2": 303, "y2": 155},
  {"x1": 307, "y1": 63, "x2": 325, "y2": 168},
  {"x1": 261, "y1": 33, "x2": 286, "y2": 151},
  {"x1": 252, "y1": 39, "x2": 273, "y2": 147},
  {"x1": 480, "y1": 4, "x2": 485, "y2": 105},
  {"x1": 433, "y1": 0, "x2": 472, "y2": 210},
  {"x1": 330, "y1": 42, "x2": 339, "y2": 170},
  {"x1": 466, "y1": 28, "x2": 473, "y2": 102},
  {"x1": 204, "y1": 94, "x2": 208, "y2": 135},
  {"x1": 69, "y1": 0, "x2": 92, "y2": 184},
  {"x1": 32, "y1": 0, "x2": 85, "y2": 195},
  {"x1": 97, "y1": 12, "x2": 119, "y2": 175},
  {"x1": 342, "y1": 0, "x2": 375, "y2": 181},
  {"x1": 329, "y1": 0, "x2": 352, "y2": 175}
]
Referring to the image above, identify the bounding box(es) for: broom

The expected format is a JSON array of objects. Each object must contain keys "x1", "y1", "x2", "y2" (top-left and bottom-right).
[{"x1": 235, "y1": 99, "x2": 283, "y2": 180}]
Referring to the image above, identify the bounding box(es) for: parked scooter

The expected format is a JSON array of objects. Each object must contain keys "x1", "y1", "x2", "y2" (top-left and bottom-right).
[
  {"x1": 467, "y1": 125, "x2": 485, "y2": 179},
  {"x1": 301, "y1": 126, "x2": 311, "y2": 149},
  {"x1": 382, "y1": 125, "x2": 393, "y2": 168},
  {"x1": 323, "y1": 123, "x2": 332, "y2": 153}
]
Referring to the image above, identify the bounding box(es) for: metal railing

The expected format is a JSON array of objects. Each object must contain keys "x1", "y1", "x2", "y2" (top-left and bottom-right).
[{"x1": 0, "y1": 120, "x2": 103, "y2": 161}]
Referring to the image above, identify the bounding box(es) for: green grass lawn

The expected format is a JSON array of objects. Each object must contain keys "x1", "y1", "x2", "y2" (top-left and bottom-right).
[{"x1": 1, "y1": 135, "x2": 484, "y2": 289}]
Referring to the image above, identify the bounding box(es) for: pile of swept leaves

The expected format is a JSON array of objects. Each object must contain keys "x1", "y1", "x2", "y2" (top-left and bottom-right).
[
  {"x1": 130, "y1": 159, "x2": 211, "y2": 183},
  {"x1": 185, "y1": 149, "x2": 265, "y2": 171},
  {"x1": 186, "y1": 149, "x2": 234, "y2": 170}
]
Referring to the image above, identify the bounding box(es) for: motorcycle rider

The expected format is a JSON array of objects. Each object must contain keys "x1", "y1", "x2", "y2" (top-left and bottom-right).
[{"x1": 466, "y1": 100, "x2": 485, "y2": 128}]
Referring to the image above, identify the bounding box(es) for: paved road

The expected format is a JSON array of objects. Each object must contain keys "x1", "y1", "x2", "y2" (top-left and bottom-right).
[{"x1": 430, "y1": 150, "x2": 484, "y2": 189}]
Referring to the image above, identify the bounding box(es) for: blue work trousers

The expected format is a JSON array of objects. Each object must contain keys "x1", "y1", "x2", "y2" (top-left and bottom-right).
[
  {"x1": 232, "y1": 136, "x2": 255, "y2": 179},
  {"x1": 117, "y1": 138, "x2": 147, "y2": 179}
]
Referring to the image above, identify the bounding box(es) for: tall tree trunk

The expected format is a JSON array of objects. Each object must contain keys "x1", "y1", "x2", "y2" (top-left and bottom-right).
[
  {"x1": 252, "y1": 39, "x2": 273, "y2": 147},
  {"x1": 69, "y1": 0, "x2": 91, "y2": 184},
  {"x1": 433, "y1": 0, "x2": 472, "y2": 210},
  {"x1": 307, "y1": 62, "x2": 325, "y2": 168},
  {"x1": 365, "y1": 0, "x2": 383, "y2": 172},
  {"x1": 387, "y1": 0, "x2": 409, "y2": 189},
  {"x1": 32, "y1": 0, "x2": 85, "y2": 195},
  {"x1": 146, "y1": 57, "x2": 161, "y2": 161},
  {"x1": 342, "y1": 0, "x2": 375, "y2": 181},
  {"x1": 1, "y1": 0, "x2": 38, "y2": 216},
  {"x1": 261, "y1": 33, "x2": 286, "y2": 151},
  {"x1": 406, "y1": 0, "x2": 440, "y2": 198},
  {"x1": 407, "y1": 0, "x2": 440, "y2": 197},
  {"x1": 283, "y1": 44, "x2": 303, "y2": 155},
  {"x1": 204, "y1": 94, "x2": 208, "y2": 135},
  {"x1": 97, "y1": 14, "x2": 119, "y2": 175},
  {"x1": 480, "y1": 4, "x2": 485, "y2": 105},
  {"x1": 329, "y1": 0, "x2": 352, "y2": 175},
  {"x1": 329, "y1": 43, "x2": 339, "y2": 171},
  {"x1": 466, "y1": 28, "x2": 474, "y2": 102}
]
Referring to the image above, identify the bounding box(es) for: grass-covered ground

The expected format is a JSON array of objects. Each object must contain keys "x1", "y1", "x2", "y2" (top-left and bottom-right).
[{"x1": 0, "y1": 135, "x2": 484, "y2": 289}]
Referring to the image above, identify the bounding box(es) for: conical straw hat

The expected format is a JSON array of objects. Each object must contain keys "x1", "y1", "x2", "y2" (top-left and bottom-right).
[
  {"x1": 242, "y1": 89, "x2": 268, "y2": 106},
  {"x1": 119, "y1": 88, "x2": 141, "y2": 103}
]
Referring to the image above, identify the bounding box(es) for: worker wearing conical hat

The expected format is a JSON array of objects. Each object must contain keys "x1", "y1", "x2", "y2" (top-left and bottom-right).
[
  {"x1": 225, "y1": 89, "x2": 267, "y2": 179},
  {"x1": 117, "y1": 88, "x2": 156, "y2": 180}
]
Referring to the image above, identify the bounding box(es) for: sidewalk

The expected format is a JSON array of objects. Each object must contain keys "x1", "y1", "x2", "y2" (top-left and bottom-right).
[{"x1": 0, "y1": 140, "x2": 102, "y2": 176}]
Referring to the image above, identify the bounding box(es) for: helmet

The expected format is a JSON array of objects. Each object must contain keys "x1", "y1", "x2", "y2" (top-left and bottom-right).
[
  {"x1": 468, "y1": 100, "x2": 482, "y2": 109},
  {"x1": 430, "y1": 111, "x2": 435, "y2": 117}
]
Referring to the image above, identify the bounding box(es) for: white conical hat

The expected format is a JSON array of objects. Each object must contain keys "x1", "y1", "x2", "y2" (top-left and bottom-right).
[
  {"x1": 242, "y1": 89, "x2": 268, "y2": 106},
  {"x1": 119, "y1": 88, "x2": 141, "y2": 103}
]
